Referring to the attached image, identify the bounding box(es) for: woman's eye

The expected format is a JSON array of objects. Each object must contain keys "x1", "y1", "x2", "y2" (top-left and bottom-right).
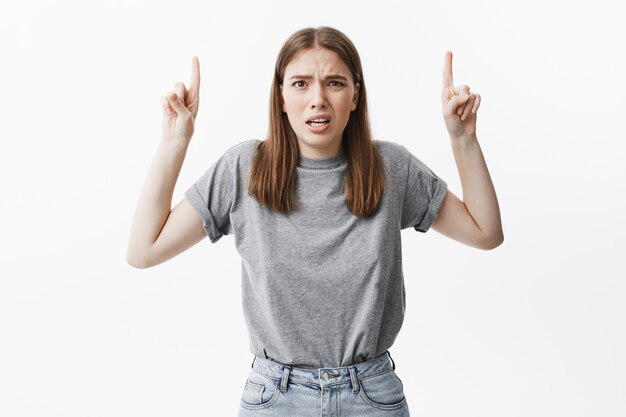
[{"x1": 291, "y1": 80, "x2": 344, "y2": 88}]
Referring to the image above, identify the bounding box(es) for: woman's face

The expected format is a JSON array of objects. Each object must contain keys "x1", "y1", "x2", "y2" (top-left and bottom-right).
[{"x1": 280, "y1": 47, "x2": 359, "y2": 159}]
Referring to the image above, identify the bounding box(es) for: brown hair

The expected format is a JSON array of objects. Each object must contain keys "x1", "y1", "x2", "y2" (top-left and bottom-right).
[{"x1": 248, "y1": 26, "x2": 385, "y2": 218}]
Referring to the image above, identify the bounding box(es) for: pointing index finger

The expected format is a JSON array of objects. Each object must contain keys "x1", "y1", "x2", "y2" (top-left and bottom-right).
[
  {"x1": 443, "y1": 50, "x2": 454, "y2": 90},
  {"x1": 189, "y1": 56, "x2": 200, "y2": 99}
]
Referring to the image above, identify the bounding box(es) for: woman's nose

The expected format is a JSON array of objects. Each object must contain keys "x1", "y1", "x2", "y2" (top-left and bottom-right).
[{"x1": 309, "y1": 83, "x2": 328, "y2": 108}]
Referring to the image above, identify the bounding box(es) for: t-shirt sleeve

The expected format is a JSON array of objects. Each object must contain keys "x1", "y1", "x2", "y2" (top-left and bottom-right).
[
  {"x1": 184, "y1": 151, "x2": 235, "y2": 243},
  {"x1": 400, "y1": 145, "x2": 448, "y2": 233}
]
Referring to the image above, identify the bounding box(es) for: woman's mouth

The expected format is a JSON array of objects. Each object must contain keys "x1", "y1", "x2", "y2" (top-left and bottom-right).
[{"x1": 306, "y1": 119, "x2": 331, "y2": 133}]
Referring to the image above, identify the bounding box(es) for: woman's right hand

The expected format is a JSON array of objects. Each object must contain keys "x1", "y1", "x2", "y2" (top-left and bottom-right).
[{"x1": 161, "y1": 56, "x2": 200, "y2": 144}]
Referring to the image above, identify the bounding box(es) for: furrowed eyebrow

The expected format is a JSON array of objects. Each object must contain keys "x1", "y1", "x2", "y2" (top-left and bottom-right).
[{"x1": 288, "y1": 74, "x2": 349, "y2": 81}]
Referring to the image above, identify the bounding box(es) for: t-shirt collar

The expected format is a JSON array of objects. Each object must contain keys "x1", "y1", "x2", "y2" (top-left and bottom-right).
[{"x1": 298, "y1": 147, "x2": 346, "y2": 170}]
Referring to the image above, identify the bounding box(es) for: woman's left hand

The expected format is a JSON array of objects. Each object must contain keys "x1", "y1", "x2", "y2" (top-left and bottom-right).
[{"x1": 441, "y1": 51, "x2": 481, "y2": 139}]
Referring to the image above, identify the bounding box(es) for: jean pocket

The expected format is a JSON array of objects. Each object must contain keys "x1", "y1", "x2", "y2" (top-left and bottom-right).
[
  {"x1": 240, "y1": 369, "x2": 281, "y2": 410},
  {"x1": 357, "y1": 369, "x2": 407, "y2": 411}
]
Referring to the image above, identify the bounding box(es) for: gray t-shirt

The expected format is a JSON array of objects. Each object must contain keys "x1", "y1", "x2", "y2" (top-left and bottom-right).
[{"x1": 184, "y1": 139, "x2": 447, "y2": 368}]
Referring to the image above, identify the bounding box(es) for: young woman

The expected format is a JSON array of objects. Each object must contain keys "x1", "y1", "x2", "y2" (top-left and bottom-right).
[{"x1": 127, "y1": 26, "x2": 503, "y2": 417}]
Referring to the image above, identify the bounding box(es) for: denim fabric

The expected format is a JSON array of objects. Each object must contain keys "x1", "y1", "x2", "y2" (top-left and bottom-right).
[{"x1": 238, "y1": 350, "x2": 410, "y2": 417}]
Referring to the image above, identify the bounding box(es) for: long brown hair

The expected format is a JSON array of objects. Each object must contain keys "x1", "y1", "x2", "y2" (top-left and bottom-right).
[{"x1": 248, "y1": 26, "x2": 385, "y2": 218}]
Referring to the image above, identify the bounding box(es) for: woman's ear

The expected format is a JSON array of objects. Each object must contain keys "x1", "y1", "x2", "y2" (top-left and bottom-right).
[{"x1": 352, "y1": 83, "x2": 360, "y2": 111}]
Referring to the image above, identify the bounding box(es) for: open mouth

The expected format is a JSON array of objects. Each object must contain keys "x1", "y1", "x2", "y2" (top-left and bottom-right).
[{"x1": 306, "y1": 119, "x2": 331, "y2": 127}]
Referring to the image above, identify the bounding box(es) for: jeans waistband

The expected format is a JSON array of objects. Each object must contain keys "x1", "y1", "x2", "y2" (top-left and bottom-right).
[{"x1": 249, "y1": 350, "x2": 397, "y2": 393}]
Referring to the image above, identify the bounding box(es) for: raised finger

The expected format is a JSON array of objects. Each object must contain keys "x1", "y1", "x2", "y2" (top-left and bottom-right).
[
  {"x1": 443, "y1": 51, "x2": 454, "y2": 91},
  {"x1": 188, "y1": 56, "x2": 200, "y2": 103}
]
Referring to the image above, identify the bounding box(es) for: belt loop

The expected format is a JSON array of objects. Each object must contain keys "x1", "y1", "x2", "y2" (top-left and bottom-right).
[
  {"x1": 387, "y1": 350, "x2": 396, "y2": 371},
  {"x1": 348, "y1": 366, "x2": 359, "y2": 394},
  {"x1": 279, "y1": 365, "x2": 291, "y2": 393}
]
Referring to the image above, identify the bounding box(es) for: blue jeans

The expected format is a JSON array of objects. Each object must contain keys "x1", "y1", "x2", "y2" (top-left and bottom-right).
[{"x1": 238, "y1": 350, "x2": 410, "y2": 416}]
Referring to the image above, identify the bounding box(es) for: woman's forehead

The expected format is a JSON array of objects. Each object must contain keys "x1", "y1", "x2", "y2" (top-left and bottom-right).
[{"x1": 285, "y1": 48, "x2": 350, "y2": 76}]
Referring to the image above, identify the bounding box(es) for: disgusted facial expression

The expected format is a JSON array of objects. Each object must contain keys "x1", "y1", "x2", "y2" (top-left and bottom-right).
[{"x1": 280, "y1": 47, "x2": 359, "y2": 159}]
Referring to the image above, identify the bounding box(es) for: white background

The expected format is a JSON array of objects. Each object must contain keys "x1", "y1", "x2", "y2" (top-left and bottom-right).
[{"x1": 1, "y1": 0, "x2": 624, "y2": 416}]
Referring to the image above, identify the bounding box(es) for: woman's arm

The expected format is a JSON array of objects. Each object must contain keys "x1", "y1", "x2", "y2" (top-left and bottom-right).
[
  {"x1": 126, "y1": 140, "x2": 206, "y2": 268},
  {"x1": 431, "y1": 51, "x2": 503, "y2": 249},
  {"x1": 432, "y1": 134, "x2": 503, "y2": 250},
  {"x1": 126, "y1": 57, "x2": 205, "y2": 268}
]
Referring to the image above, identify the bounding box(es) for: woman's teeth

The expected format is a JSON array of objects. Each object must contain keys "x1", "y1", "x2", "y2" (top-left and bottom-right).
[{"x1": 308, "y1": 120, "x2": 330, "y2": 126}]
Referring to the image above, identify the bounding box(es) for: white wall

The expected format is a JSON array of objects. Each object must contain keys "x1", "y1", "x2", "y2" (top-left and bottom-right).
[{"x1": 1, "y1": 0, "x2": 624, "y2": 416}]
